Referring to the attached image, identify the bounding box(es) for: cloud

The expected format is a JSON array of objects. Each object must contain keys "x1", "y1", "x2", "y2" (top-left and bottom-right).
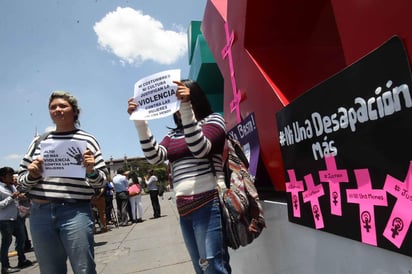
[
  {"x1": 2, "y1": 154, "x2": 23, "y2": 169},
  {"x1": 4, "y1": 154, "x2": 22, "y2": 160},
  {"x1": 94, "y1": 7, "x2": 187, "y2": 65}
]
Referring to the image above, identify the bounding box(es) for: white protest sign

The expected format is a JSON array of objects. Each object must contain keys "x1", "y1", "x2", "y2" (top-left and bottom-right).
[
  {"x1": 40, "y1": 139, "x2": 87, "y2": 178},
  {"x1": 130, "y1": 69, "x2": 181, "y2": 120}
]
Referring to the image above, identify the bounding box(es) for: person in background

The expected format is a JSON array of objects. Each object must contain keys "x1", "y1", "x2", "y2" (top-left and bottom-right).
[
  {"x1": 0, "y1": 167, "x2": 33, "y2": 274},
  {"x1": 91, "y1": 186, "x2": 107, "y2": 233},
  {"x1": 123, "y1": 171, "x2": 133, "y2": 223},
  {"x1": 112, "y1": 168, "x2": 130, "y2": 226},
  {"x1": 104, "y1": 178, "x2": 115, "y2": 226},
  {"x1": 17, "y1": 91, "x2": 108, "y2": 274},
  {"x1": 12, "y1": 174, "x2": 32, "y2": 253},
  {"x1": 167, "y1": 163, "x2": 173, "y2": 200},
  {"x1": 136, "y1": 177, "x2": 144, "y2": 222},
  {"x1": 158, "y1": 181, "x2": 165, "y2": 200},
  {"x1": 127, "y1": 79, "x2": 231, "y2": 273},
  {"x1": 127, "y1": 174, "x2": 143, "y2": 223},
  {"x1": 144, "y1": 169, "x2": 161, "y2": 219}
]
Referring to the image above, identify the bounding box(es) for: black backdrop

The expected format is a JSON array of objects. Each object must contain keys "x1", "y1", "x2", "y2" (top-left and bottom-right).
[{"x1": 276, "y1": 36, "x2": 412, "y2": 257}]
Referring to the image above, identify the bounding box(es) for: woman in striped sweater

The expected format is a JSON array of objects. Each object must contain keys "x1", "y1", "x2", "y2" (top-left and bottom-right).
[
  {"x1": 18, "y1": 91, "x2": 108, "y2": 274},
  {"x1": 128, "y1": 79, "x2": 231, "y2": 273}
]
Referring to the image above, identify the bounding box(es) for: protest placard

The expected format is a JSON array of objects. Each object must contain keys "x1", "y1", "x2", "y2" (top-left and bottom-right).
[
  {"x1": 40, "y1": 139, "x2": 87, "y2": 178},
  {"x1": 130, "y1": 69, "x2": 181, "y2": 120},
  {"x1": 276, "y1": 36, "x2": 412, "y2": 257}
]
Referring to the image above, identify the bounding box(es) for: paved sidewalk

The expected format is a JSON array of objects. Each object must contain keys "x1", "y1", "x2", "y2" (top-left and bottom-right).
[{"x1": 9, "y1": 192, "x2": 194, "y2": 274}]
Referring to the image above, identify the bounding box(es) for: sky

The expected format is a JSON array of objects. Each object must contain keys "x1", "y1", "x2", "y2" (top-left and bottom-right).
[{"x1": 0, "y1": 0, "x2": 207, "y2": 170}]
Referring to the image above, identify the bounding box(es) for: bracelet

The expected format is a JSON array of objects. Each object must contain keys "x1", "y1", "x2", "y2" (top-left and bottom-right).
[{"x1": 86, "y1": 170, "x2": 99, "y2": 179}]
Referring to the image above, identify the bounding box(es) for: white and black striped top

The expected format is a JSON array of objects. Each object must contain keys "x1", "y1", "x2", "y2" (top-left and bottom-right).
[
  {"x1": 17, "y1": 129, "x2": 108, "y2": 202},
  {"x1": 134, "y1": 101, "x2": 226, "y2": 197}
]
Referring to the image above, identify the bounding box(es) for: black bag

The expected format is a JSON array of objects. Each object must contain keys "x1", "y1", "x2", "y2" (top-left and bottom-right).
[{"x1": 213, "y1": 135, "x2": 266, "y2": 249}]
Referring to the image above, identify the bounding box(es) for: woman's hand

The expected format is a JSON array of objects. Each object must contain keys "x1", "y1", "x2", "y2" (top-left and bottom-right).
[
  {"x1": 28, "y1": 157, "x2": 43, "y2": 179},
  {"x1": 17, "y1": 193, "x2": 27, "y2": 200},
  {"x1": 83, "y1": 149, "x2": 95, "y2": 174},
  {"x1": 127, "y1": 98, "x2": 138, "y2": 115},
  {"x1": 173, "y1": 81, "x2": 190, "y2": 102},
  {"x1": 11, "y1": 191, "x2": 20, "y2": 199}
]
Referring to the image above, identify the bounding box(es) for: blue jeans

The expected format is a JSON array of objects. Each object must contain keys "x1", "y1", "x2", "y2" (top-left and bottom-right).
[
  {"x1": 179, "y1": 197, "x2": 231, "y2": 274},
  {"x1": 0, "y1": 218, "x2": 27, "y2": 268},
  {"x1": 30, "y1": 201, "x2": 96, "y2": 274}
]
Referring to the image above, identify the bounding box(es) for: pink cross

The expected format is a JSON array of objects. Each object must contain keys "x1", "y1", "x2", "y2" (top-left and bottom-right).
[
  {"x1": 318, "y1": 155, "x2": 349, "y2": 216},
  {"x1": 302, "y1": 174, "x2": 325, "y2": 229},
  {"x1": 285, "y1": 169, "x2": 305, "y2": 218},
  {"x1": 221, "y1": 22, "x2": 241, "y2": 123},
  {"x1": 346, "y1": 169, "x2": 388, "y2": 246},
  {"x1": 221, "y1": 25, "x2": 234, "y2": 60},
  {"x1": 382, "y1": 161, "x2": 412, "y2": 248}
]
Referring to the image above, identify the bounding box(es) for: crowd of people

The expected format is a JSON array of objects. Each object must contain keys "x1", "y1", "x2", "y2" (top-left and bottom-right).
[
  {"x1": 93, "y1": 168, "x2": 160, "y2": 230},
  {"x1": 0, "y1": 78, "x2": 232, "y2": 274},
  {"x1": 0, "y1": 167, "x2": 33, "y2": 274},
  {"x1": 0, "y1": 165, "x2": 162, "y2": 274}
]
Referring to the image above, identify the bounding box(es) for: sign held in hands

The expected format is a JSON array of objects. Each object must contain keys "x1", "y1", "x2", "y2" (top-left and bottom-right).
[
  {"x1": 40, "y1": 139, "x2": 87, "y2": 178},
  {"x1": 130, "y1": 69, "x2": 181, "y2": 120}
]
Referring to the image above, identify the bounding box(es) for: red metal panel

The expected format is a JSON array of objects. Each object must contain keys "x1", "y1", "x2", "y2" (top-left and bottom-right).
[
  {"x1": 331, "y1": 0, "x2": 412, "y2": 65},
  {"x1": 201, "y1": 0, "x2": 412, "y2": 192}
]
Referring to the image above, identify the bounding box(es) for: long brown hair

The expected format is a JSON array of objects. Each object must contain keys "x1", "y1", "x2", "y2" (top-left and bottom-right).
[{"x1": 172, "y1": 80, "x2": 213, "y2": 129}]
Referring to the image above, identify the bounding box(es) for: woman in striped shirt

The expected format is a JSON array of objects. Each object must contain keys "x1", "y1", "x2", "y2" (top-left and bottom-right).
[
  {"x1": 128, "y1": 79, "x2": 231, "y2": 273},
  {"x1": 18, "y1": 91, "x2": 108, "y2": 274}
]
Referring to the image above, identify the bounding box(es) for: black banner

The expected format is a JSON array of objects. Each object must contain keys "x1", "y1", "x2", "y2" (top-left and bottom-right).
[{"x1": 276, "y1": 36, "x2": 412, "y2": 257}]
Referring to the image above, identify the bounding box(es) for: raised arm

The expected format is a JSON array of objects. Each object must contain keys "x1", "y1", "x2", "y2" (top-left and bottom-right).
[{"x1": 128, "y1": 98, "x2": 167, "y2": 165}]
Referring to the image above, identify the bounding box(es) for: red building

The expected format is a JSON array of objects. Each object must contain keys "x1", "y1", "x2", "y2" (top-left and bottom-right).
[
  {"x1": 186, "y1": 1, "x2": 412, "y2": 272},
  {"x1": 188, "y1": 0, "x2": 412, "y2": 192}
]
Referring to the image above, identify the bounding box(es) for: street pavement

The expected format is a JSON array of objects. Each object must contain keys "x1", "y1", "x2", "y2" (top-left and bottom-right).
[{"x1": 9, "y1": 192, "x2": 195, "y2": 274}]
